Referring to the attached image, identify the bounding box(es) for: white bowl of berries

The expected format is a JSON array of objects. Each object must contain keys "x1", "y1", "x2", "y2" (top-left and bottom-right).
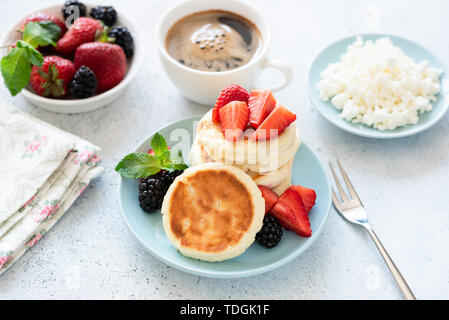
[{"x1": 0, "y1": 1, "x2": 142, "y2": 113}]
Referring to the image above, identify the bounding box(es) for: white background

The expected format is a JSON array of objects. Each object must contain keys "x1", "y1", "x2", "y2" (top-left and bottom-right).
[{"x1": 0, "y1": 0, "x2": 448, "y2": 299}]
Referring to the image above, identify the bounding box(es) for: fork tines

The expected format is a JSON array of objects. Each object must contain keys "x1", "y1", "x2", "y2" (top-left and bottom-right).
[{"x1": 329, "y1": 159, "x2": 361, "y2": 206}]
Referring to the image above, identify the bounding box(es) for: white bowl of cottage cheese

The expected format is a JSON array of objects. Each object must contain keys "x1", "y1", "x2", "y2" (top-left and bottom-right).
[{"x1": 307, "y1": 34, "x2": 448, "y2": 139}]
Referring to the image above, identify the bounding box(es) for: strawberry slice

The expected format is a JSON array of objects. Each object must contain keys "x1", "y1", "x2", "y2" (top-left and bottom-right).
[
  {"x1": 251, "y1": 104, "x2": 296, "y2": 141},
  {"x1": 248, "y1": 89, "x2": 276, "y2": 129},
  {"x1": 258, "y1": 185, "x2": 279, "y2": 214},
  {"x1": 290, "y1": 185, "x2": 317, "y2": 214},
  {"x1": 270, "y1": 188, "x2": 311, "y2": 237},
  {"x1": 219, "y1": 101, "x2": 249, "y2": 141},
  {"x1": 212, "y1": 108, "x2": 220, "y2": 123},
  {"x1": 212, "y1": 84, "x2": 249, "y2": 122}
]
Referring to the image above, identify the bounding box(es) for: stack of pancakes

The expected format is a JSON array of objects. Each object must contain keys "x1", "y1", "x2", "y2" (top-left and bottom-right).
[{"x1": 189, "y1": 110, "x2": 301, "y2": 195}]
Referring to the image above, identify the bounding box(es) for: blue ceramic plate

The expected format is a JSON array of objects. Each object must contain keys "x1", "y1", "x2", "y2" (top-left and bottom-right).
[
  {"x1": 307, "y1": 34, "x2": 448, "y2": 139},
  {"x1": 119, "y1": 115, "x2": 331, "y2": 278}
]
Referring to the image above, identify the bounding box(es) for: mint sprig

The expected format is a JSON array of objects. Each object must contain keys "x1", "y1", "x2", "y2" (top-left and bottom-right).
[
  {"x1": 115, "y1": 133, "x2": 188, "y2": 179},
  {"x1": 1, "y1": 21, "x2": 61, "y2": 96},
  {"x1": 22, "y1": 21, "x2": 60, "y2": 48}
]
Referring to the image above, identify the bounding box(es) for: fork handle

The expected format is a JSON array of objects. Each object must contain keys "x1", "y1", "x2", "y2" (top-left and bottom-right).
[{"x1": 364, "y1": 224, "x2": 416, "y2": 300}]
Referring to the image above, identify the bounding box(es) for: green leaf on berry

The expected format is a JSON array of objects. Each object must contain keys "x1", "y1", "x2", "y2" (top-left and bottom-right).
[
  {"x1": 22, "y1": 21, "x2": 61, "y2": 48},
  {"x1": 115, "y1": 133, "x2": 189, "y2": 179},
  {"x1": 1, "y1": 21, "x2": 60, "y2": 96}
]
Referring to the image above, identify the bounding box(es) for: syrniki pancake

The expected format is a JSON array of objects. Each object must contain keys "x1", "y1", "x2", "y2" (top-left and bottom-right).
[
  {"x1": 195, "y1": 110, "x2": 300, "y2": 172},
  {"x1": 161, "y1": 163, "x2": 265, "y2": 262},
  {"x1": 189, "y1": 138, "x2": 293, "y2": 193}
]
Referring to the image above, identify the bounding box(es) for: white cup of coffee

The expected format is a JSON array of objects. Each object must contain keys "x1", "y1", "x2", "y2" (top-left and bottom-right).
[{"x1": 156, "y1": 0, "x2": 293, "y2": 105}]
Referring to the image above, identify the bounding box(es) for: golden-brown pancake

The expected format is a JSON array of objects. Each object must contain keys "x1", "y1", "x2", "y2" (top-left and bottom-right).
[{"x1": 161, "y1": 163, "x2": 265, "y2": 262}]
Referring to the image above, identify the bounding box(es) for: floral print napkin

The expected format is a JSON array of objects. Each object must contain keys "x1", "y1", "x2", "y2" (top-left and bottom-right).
[{"x1": 0, "y1": 104, "x2": 104, "y2": 274}]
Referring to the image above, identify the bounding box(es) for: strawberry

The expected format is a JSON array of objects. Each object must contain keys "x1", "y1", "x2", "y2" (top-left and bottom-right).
[
  {"x1": 74, "y1": 42, "x2": 127, "y2": 92},
  {"x1": 30, "y1": 55, "x2": 76, "y2": 97},
  {"x1": 251, "y1": 104, "x2": 296, "y2": 141},
  {"x1": 258, "y1": 185, "x2": 279, "y2": 214},
  {"x1": 248, "y1": 89, "x2": 276, "y2": 129},
  {"x1": 22, "y1": 12, "x2": 67, "y2": 36},
  {"x1": 212, "y1": 84, "x2": 249, "y2": 122},
  {"x1": 290, "y1": 185, "x2": 317, "y2": 214},
  {"x1": 270, "y1": 188, "x2": 312, "y2": 237},
  {"x1": 56, "y1": 17, "x2": 102, "y2": 56},
  {"x1": 218, "y1": 101, "x2": 249, "y2": 141}
]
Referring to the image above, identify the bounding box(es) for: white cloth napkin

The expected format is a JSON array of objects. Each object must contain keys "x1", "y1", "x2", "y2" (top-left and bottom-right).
[{"x1": 0, "y1": 103, "x2": 104, "y2": 274}]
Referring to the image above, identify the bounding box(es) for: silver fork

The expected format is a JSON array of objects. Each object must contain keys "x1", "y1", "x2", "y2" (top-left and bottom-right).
[{"x1": 329, "y1": 159, "x2": 416, "y2": 300}]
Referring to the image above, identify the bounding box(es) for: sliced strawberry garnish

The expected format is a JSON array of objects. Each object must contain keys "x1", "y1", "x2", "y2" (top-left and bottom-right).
[
  {"x1": 212, "y1": 108, "x2": 220, "y2": 123},
  {"x1": 290, "y1": 185, "x2": 317, "y2": 214},
  {"x1": 251, "y1": 104, "x2": 296, "y2": 141},
  {"x1": 212, "y1": 84, "x2": 249, "y2": 122},
  {"x1": 270, "y1": 188, "x2": 311, "y2": 237},
  {"x1": 258, "y1": 185, "x2": 279, "y2": 214},
  {"x1": 248, "y1": 89, "x2": 276, "y2": 129},
  {"x1": 218, "y1": 101, "x2": 249, "y2": 141}
]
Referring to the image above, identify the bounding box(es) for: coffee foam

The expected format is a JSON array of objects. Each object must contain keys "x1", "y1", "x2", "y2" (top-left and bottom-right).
[{"x1": 166, "y1": 10, "x2": 261, "y2": 72}]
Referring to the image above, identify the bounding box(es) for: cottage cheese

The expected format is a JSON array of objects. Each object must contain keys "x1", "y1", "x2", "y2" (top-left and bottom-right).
[{"x1": 318, "y1": 36, "x2": 442, "y2": 130}]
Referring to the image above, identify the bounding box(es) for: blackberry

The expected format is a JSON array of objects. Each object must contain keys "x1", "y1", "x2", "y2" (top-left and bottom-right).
[
  {"x1": 70, "y1": 66, "x2": 97, "y2": 98},
  {"x1": 62, "y1": 0, "x2": 86, "y2": 20},
  {"x1": 108, "y1": 26, "x2": 134, "y2": 58},
  {"x1": 138, "y1": 170, "x2": 183, "y2": 213},
  {"x1": 90, "y1": 6, "x2": 117, "y2": 26},
  {"x1": 256, "y1": 215, "x2": 283, "y2": 249}
]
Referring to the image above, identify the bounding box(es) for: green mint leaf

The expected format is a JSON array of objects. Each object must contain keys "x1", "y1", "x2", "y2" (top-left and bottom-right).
[
  {"x1": 170, "y1": 150, "x2": 188, "y2": 171},
  {"x1": 173, "y1": 163, "x2": 189, "y2": 171},
  {"x1": 23, "y1": 21, "x2": 61, "y2": 48},
  {"x1": 1, "y1": 47, "x2": 33, "y2": 96},
  {"x1": 160, "y1": 150, "x2": 188, "y2": 172},
  {"x1": 115, "y1": 153, "x2": 162, "y2": 178},
  {"x1": 1, "y1": 41, "x2": 44, "y2": 96},
  {"x1": 116, "y1": 134, "x2": 189, "y2": 179},
  {"x1": 156, "y1": 150, "x2": 171, "y2": 168},
  {"x1": 160, "y1": 162, "x2": 189, "y2": 172},
  {"x1": 150, "y1": 133, "x2": 168, "y2": 158},
  {"x1": 16, "y1": 41, "x2": 43, "y2": 66}
]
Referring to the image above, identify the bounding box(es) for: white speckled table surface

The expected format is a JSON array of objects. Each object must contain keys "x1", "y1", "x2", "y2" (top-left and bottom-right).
[{"x1": 1, "y1": 0, "x2": 448, "y2": 300}]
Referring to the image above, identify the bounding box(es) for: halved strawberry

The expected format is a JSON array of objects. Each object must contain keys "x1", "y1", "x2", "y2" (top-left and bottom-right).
[
  {"x1": 258, "y1": 185, "x2": 279, "y2": 214},
  {"x1": 251, "y1": 104, "x2": 296, "y2": 141},
  {"x1": 212, "y1": 84, "x2": 249, "y2": 122},
  {"x1": 248, "y1": 89, "x2": 276, "y2": 129},
  {"x1": 218, "y1": 101, "x2": 249, "y2": 141},
  {"x1": 270, "y1": 188, "x2": 311, "y2": 237},
  {"x1": 290, "y1": 185, "x2": 317, "y2": 214}
]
